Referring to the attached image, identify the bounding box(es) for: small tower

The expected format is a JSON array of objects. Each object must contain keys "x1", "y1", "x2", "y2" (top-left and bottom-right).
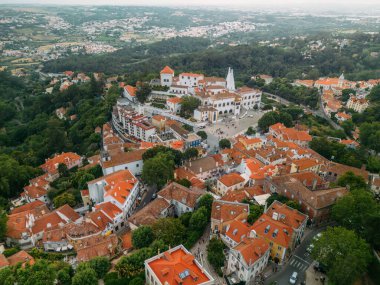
[
  {"x1": 226, "y1": 67, "x2": 235, "y2": 91},
  {"x1": 338, "y1": 73, "x2": 345, "y2": 88},
  {"x1": 160, "y1": 66, "x2": 175, "y2": 87}
]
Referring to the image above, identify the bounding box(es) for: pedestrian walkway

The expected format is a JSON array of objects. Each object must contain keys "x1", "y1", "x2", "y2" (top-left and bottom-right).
[
  {"x1": 305, "y1": 262, "x2": 328, "y2": 285},
  {"x1": 288, "y1": 255, "x2": 310, "y2": 272},
  {"x1": 190, "y1": 225, "x2": 226, "y2": 285}
]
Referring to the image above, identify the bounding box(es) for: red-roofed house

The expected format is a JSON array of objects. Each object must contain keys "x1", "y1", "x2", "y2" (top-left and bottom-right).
[
  {"x1": 226, "y1": 236, "x2": 270, "y2": 284},
  {"x1": 335, "y1": 112, "x2": 351, "y2": 122},
  {"x1": 40, "y1": 152, "x2": 83, "y2": 179},
  {"x1": 216, "y1": 172, "x2": 246, "y2": 196},
  {"x1": 123, "y1": 85, "x2": 137, "y2": 102},
  {"x1": 145, "y1": 244, "x2": 215, "y2": 285},
  {"x1": 166, "y1": 96, "x2": 182, "y2": 113},
  {"x1": 160, "y1": 66, "x2": 175, "y2": 87}
]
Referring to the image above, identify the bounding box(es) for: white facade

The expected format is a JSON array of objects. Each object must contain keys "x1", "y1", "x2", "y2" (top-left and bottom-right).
[
  {"x1": 227, "y1": 244, "x2": 270, "y2": 283},
  {"x1": 161, "y1": 73, "x2": 173, "y2": 87},
  {"x1": 102, "y1": 158, "x2": 144, "y2": 176},
  {"x1": 178, "y1": 73, "x2": 204, "y2": 87},
  {"x1": 238, "y1": 88, "x2": 262, "y2": 110}
]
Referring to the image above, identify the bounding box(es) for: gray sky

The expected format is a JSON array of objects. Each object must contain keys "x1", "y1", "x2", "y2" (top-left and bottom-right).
[{"x1": 1, "y1": 0, "x2": 380, "y2": 12}]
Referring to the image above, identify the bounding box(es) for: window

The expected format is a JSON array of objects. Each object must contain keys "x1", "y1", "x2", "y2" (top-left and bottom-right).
[
  {"x1": 278, "y1": 246, "x2": 282, "y2": 250},
  {"x1": 136, "y1": 164, "x2": 139, "y2": 167}
]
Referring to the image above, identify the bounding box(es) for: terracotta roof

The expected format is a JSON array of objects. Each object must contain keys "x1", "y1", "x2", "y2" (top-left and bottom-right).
[
  {"x1": 76, "y1": 234, "x2": 118, "y2": 262},
  {"x1": 167, "y1": 97, "x2": 182, "y2": 104},
  {"x1": 160, "y1": 66, "x2": 175, "y2": 74},
  {"x1": 292, "y1": 158, "x2": 321, "y2": 171},
  {"x1": 42, "y1": 227, "x2": 66, "y2": 242},
  {"x1": 121, "y1": 231, "x2": 133, "y2": 250},
  {"x1": 152, "y1": 114, "x2": 166, "y2": 121},
  {"x1": 211, "y1": 200, "x2": 249, "y2": 222},
  {"x1": 146, "y1": 245, "x2": 212, "y2": 285},
  {"x1": 233, "y1": 237, "x2": 269, "y2": 266},
  {"x1": 340, "y1": 139, "x2": 359, "y2": 147},
  {"x1": 174, "y1": 167, "x2": 205, "y2": 189},
  {"x1": 56, "y1": 204, "x2": 81, "y2": 222},
  {"x1": 326, "y1": 162, "x2": 369, "y2": 182},
  {"x1": 158, "y1": 182, "x2": 204, "y2": 208},
  {"x1": 124, "y1": 85, "x2": 137, "y2": 97},
  {"x1": 218, "y1": 173, "x2": 245, "y2": 187},
  {"x1": 336, "y1": 112, "x2": 351, "y2": 120},
  {"x1": 31, "y1": 212, "x2": 65, "y2": 234},
  {"x1": 221, "y1": 186, "x2": 264, "y2": 203},
  {"x1": 180, "y1": 72, "x2": 204, "y2": 78},
  {"x1": 128, "y1": 198, "x2": 170, "y2": 227},
  {"x1": 251, "y1": 214, "x2": 293, "y2": 248},
  {"x1": 170, "y1": 140, "x2": 185, "y2": 150},
  {"x1": 7, "y1": 251, "x2": 35, "y2": 267},
  {"x1": 183, "y1": 156, "x2": 220, "y2": 175},
  {"x1": 0, "y1": 254, "x2": 9, "y2": 268},
  {"x1": 225, "y1": 219, "x2": 250, "y2": 243},
  {"x1": 23, "y1": 185, "x2": 47, "y2": 199},
  {"x1": 95, "y1": 202, "x2": 122, "y2": 219},
  {"x1": 266, "y1": 201, "x2": 308, "y2": 229},
  {"x1": 40, "y1": 152, "x2": 81, "y2": 175},
  {"x1": 10, "y1": 200, "x2": 46, "y2": 214},
  {"x1": 65, "y1": 221, "x2": 101, "y2": 239},
  {"x1": 87, "y1": 210, "x2": 112, "y2": 231},
  {"x1": 102, "y1": 149, "x2": 145, "y2": 169}
]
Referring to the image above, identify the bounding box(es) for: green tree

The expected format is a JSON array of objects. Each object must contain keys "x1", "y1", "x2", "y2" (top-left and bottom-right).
[
  {"x1": 337, "y1": 171, "x2": 367, "y2": 190},
  {"x1": 359, "y1": 122, "x2": 380, "y2": 152},
  {"x1": 142, "y1": 145, "x2": 183, "y2": 166},
  {"x1": 207, "y1": 238, "x2": 225, "y2": 276},
  {"x1": 129, "y1": 277, "x2": 144, "y2": 285},
  {"x1": 142, "y1": 152, "x2": 175, "y2": 188},
  {"x1": 311, "y1": 227, "x2": 372, "y2": 285},
  {"x1": 152, "y1": 218, "x2": 186, "y2": 246},
  {"x1": 0, "y1": 208, "x2": 7, "y2": 241},
  {"x1": 285, "y1": 200, "x2": 301, "y2": 211},
  {"x1": 72, "y1": 268, "x2": 98, "y2": 285},
  {"x1": 341, "y1": 89, "x2": 356, "y2": 102},
  {"x1": 180, "y1": 96, "x2": 201, "y2": 118},
  {"x1": 176, "y1": 178, "x2": 192, "y2": 188},
  {"x1": 196, "y1": 131, "x2": 207, "y2": 140},
  {"x1": 245, "y1": 126, "x2": 256, "y2": 136},
  {"x1": 115, "y1": 248, "x2": 154, "y2": 278},
  {"x1": 135, "y1": 83, "x2": 151, "y2": 104},
  {"x1": 57, "y1": 268, "x2": 71, "y2": 285},
  {"x1": 88, "y1": 257, "x2": 111, "y2": 279},
  {"x1": 189, "y1": 206, "x2": 208, "y2": 232},
  {"x1": 332, "y1": 189, "x2": 379, "y2": 241},
  {"x1": 197, "y1": 193, "x2": 214, "y2": 217},
  {"x1": 132, "y1": 226, "x2": 154, "y2": 249},
  {"x1": 53, "y1": 192, "x2": 76, "y2": 208},
  {"x1": 219, "y1": 139, "x2": 231, "y2": 149},
  {"x1": 183, "y1": 148, "x2": 198, "y2": 160},
  {"x1": 247, "y1": 205, "x2": 264, "y2": 225},
  {"x1": 58, "y1": 163, "x2": 69, "y2": 178}
]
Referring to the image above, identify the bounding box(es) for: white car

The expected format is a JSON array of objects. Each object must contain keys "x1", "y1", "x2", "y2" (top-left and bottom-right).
[{"x1": 289, "y1": 271, "x2": 298, "y2": 284}]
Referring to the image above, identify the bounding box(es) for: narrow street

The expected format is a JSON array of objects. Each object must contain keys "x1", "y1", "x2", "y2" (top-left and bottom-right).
[{"x1": 190, "y1": 225, "x2": 226, "y2": 285}]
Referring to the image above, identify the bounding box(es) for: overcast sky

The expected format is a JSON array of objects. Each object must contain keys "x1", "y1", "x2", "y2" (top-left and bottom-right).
[{"x1": 1, "y1": 0, "x2": 380, "y2": 12}]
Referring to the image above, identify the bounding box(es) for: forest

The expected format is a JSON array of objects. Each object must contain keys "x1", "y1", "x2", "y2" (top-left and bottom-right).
[{"x1": 42, "y1": 32, "x2": 380, "y2": 84}]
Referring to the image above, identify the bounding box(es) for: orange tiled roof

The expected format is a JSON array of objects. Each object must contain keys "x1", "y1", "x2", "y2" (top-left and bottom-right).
[
  {"x1": 221, "y1": 186, "x2": 264, "y2": 203},
  {"x1": 336, "y1": 112, "x2": 351, "y2": 120},
  {"x1": 211, "y1": 200, "x2": 249, "y2": 222},
  {"x1": 225, "y1": 219, "x2": 250, "y2": 243},
  {"x1": 147, "y1": 246, "x2": 212, "y2": 285},
  {"x1": 158, "y1": 182, "x2": 204, "y2": 208},
  {"x1": 160, "y1": 66, "x2": 174, "y2": 74},
  {"x1": 251, "y1": 214, "x2": 293, "y2": 247},
  {"x1": 340, "y1": 139, "x2": 359, "y2": 147},
  {"x1": 56, "y1": 204, "x2": 81, "y2": 222},
  {"x1": 95, "y1": 202, "x2": 122, "y2": 219},
  {"x1": 7, "y1": 251, "x2": 35, "y2": 267},
  {"x1": 266, "y1": 201, "x2": 308, "y2": 229},
  {"x1": 152, "y1": 114, "x2": 166, "y2": 121},
  {"x1": 167, "y1": 97, "x2": 182, "y2": 104},
  {"x1": 0, "y1": 254, "x2": 9, "y2": 268},
  {"x1": 292, "y1": 158, "x2": 321, "y2": 171},
  {"x1": 124, "y1": 85, "x2": 136, "y2": 97},
  {"x1": 40, "y1": 152, "x2": 81, "y2": 175},
  {"x1": 180, "y1": 72, "x2": 204, "y2": 78},
  {"x1": 170, "y1": 140, "x2": 184, "y2": 150},
  {"x1": 233, "y1": 236, "x2": 269, "y2": 266},
  {"x1": 218, "y1": 173, "x2": 245, "y2": 187}
]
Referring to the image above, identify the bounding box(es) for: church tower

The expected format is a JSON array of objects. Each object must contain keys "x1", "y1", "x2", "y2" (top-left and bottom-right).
[
  {"x1": 338, "y1": 73, "x2": 345, "y2": 88},
  {"x1": 226, "y1": 67, "x2": 236, "y2": 91}
]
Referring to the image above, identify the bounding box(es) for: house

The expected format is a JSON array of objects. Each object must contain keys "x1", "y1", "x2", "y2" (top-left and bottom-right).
[
  {"x1": 221, "y1": 219, "x2": 251, "y2": 248},
  {"x1": 346, "y1": 96, "x2": 369, "y2": 113},
  {"x1": 128, "y1": 198, "x2": 172, "y2": 230},
  {"x1": 340, "y1": 139, "x2": 359, "y2": 149},
  {"x1": 166, "y1": 97, "x2": 182, "y2": 113},
  {"x1": 265, "y1": 201, "x2": 308, "y2": 246},
  {"x1": 87, "y1": 169, "x2": 140, "y2": 219},
  {"x1": 193, "y1": 106, "x2": 218, "y2": 123},
  {"x1": 269, "y1": 123, "x2": 312, "y2": 147},
  {"x1": 264, "y1": 174, "x2": 348, "y2": 224},
  {"x1": 55, "y1": 107, "x2": 67, "y2": 120},
  {"x1": 220, "y1": 186, "x2": 265, "y2": 203},
  {"x1": 160, "y1": 66, "x2": 175, "y2": 87},
  {"x1": 157, "y1": 182, "x2": 205, "y2": 216},
  {"x1": 323, "y1": 162, "x2": 369, "y2": 183},
  {"x1": 0, "y1": 250, "x2": 35, "y2": 269},
  {"x1": 123, "y1": 85, "x2": 137, "y2": 102},
  {"x1": 226, "y1": 236, "x2": 270, "y2": 284},
  {"x1": 40, "y1": 152, "x2": 83, "y2": 179},
  {"x1": 81, "y1": 189, "x2": 91, "y2": 207},
  {"x1": 211, "y1": 200, "x2": 249, "y2": 236},
  {"x1": 236, "y1": 87, "x2": 262, "y2": 109},
  {"x1": 152, "y1": 115, "x2": 167, "y2": 131},
  {"x1": 145, "y1": 244, "x2": 215, "y2": 285},
  {"x1": 335, "y1": 112, "x2": 351, "y2": 123},
  {"x1": 237, "y1": 136, "x2": 263, "y2": 150},
  {"x1": 76, "y1": 234, "x2": 118, "y2": 263},
  {"x1": 216, "y1": 172, "x2": 246, "y2": 196},
  {"x1": 250, "y1": 214, "x2": 293, "y2": 263},
  {"x1": 290, "y1": 158, "x2": 323, "y2": 174},
  {"x1": 183, "y1": 156, "x2": 223, "y2": 180},
  {"x1": 101, "y1": 149, "x2": 145, "y2": 176}
]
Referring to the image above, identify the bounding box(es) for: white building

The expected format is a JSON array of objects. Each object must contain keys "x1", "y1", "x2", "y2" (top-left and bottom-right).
[
  {"x1": 160, "y1": 66, "x2": 175, "y2": 87},
  {"x1": 123, "y1": 85, "x2": 137, "y2": 102},
  {"x1": 101, "y1": 149, "x2": 145, "y2": 176},
  {"x1": 226, "y1": 235, "x2": 270, "y2": 283},
  {"x1": 145, "y1": 245, "x2": 215, "y2": 285}
]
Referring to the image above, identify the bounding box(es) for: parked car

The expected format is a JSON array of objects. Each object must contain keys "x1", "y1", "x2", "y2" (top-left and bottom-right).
[{"x1": 289, "y1": 271, "x2": 298, "y2": 284}]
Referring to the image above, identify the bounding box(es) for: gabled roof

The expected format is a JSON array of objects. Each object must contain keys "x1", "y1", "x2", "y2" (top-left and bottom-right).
[
  {"x1": 146, "y1": 245, "x2": 213, "y2": 285},
  {"x1": 225, "y1": 219, "x2": 250, "y2": 243},
  {"x1": 160, "y1": 66, "x2": 175, "y2": 74},
  {"x1": 211, "y1": 200, "x2": 249, "y2": 222},
  {"x1": 265, "y1": 201, "x2": 308, "y2": 229},
  {"x1": 7, "y1": 250, "x2": 35, "y2": 267},
  {"x1": 128, "y1": 198, "x2": 170, "y2": 227},
  {"x1": 56, "y1": 204, "x2": 81, "y2": 222},
  {"x1": 124, "y1": 85, "x2": 136, "y2": 97},
  {"x1": 167, "y1": 97, "x2": 182, "y2": 104},
  {"x1": 233, "y1": 237, "x2": 269, "y2": 267},
  {"x1": 218, "y1": 172, "x2": 245, "y2": 187},
  {"x1": 95, "y1": 202, "x2": 122, "y2": 220},
  {"x1": 158, "y1": 182, "x2": 204, "y2": 208},
  {"x1": 40, "y1": 152, "x2": 81, "y2": 174}
]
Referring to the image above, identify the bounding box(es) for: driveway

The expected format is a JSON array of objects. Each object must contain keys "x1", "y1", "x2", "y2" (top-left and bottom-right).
[{"x1": 264, "y1": 227, "x2": 326, "y2": 285}]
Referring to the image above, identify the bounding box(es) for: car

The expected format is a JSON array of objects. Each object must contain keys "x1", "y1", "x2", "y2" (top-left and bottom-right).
[
  {"x1": 306, "y1": 243, "x2": 314, "y2": 253},
  {"x1": 289, "y1": 271, "x2": 298, "y2": 284},
  {"x1": 151, "y1": 193, "x2": 157, "y2": 200}
]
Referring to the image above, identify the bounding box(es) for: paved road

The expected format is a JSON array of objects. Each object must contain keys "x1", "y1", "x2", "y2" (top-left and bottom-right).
[
  {"x1": 264, "y1": 227, "x2": 326, "y2": 285},
  {"x1": 135, "y1": 183, "x2": 156, "y2": 211}
]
